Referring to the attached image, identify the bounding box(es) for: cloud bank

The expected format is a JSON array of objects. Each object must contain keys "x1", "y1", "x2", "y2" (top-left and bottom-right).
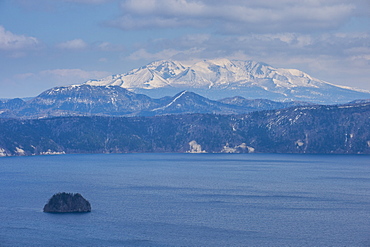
[{"x1": 111, "y1": 0, "x2": 367, "y2": 33}]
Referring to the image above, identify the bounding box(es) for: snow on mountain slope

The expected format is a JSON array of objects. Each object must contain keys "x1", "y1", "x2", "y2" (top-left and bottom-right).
[
  {"x1": 149, "y1": 90, "x2": 244, "y2": 115},
  {"x1": 84, "y1": 59, "x2": 370, "y2": 104}
]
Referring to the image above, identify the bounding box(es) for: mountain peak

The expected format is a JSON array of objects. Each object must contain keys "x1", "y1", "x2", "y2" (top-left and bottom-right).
[
  {"x1": 83, "y1": 59, "x2": 370, "y2": 104},
  {"x1": 196, "y1": 58, "x2": 234, "y2": 67}
]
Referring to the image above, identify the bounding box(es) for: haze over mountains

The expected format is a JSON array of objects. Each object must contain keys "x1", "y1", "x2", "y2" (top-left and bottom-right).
[{"x1": 85, "y1": 59, "x2": 370, "y2": 104}]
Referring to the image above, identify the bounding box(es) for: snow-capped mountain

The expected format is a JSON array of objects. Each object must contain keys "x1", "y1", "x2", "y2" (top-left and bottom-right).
[{"x1": 84, "y1": 59, "x2": 370, "y2": 104}]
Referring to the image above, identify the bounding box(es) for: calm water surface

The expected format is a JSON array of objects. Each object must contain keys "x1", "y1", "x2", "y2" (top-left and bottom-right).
[{"x1": 0, "y1": 153, "x2": 370, "y2": 246}]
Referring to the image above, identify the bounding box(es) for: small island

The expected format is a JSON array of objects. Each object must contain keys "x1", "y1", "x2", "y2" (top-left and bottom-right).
[{"x1": 43, "y1": 192, "x2": 91, "y2": 213}]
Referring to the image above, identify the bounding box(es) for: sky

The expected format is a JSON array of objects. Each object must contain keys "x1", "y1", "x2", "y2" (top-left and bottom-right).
[{"x1": 0, "y1": 0, "x2": 370, "y2": 98}]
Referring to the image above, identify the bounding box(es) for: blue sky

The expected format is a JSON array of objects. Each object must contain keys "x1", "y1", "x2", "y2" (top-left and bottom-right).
[{"x1": 0, "y1": 0, "x2": 370, "y2": 98}]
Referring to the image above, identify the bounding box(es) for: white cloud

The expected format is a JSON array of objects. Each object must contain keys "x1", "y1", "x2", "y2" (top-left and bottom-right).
[
  {"x1": 13, "y1": 0, "x2": 115, "y2": 11},
  {"x1": 152, "y1": 31, "x2": 370, "y2": 61},
  {"x1": 122, "y1": 0, "x2": 205, "y2": 16},
  {"x1": 0, "y1": 25, "x2": 39, "y2": 50},
  {"x1": 111, "y1": 0, "x2": 363, "y2": 33},
  {"x1": 123, "y1": 30, "x2": 370, "y2": 90},
  {"x1": 15, "y1": 69, "x2": 111, "y2": 88},
  {"x1": 127, "y1": 48, "x2": 182, "y2": 61},
  {"x1": 14, "y1": 73, "x2": 35, "y2": 80},
  {"x1": 109, "y1": 14, "x2": 204, "y2": 30},
  {"x1": 61, "y1": 0, "x2": 113, "y2": 3},
  {"x1": 97, "y1": 42, "x2": 125, "y2": 51},
  {"x1": 99, "y1": 57, "x2": 108, "y2": 62},
  {"x1": 56, "y1": 39, "x2": 88, "y2": 50},
  {"x1": 39, "y1": 69, "x2": 110, "y2": 81}
]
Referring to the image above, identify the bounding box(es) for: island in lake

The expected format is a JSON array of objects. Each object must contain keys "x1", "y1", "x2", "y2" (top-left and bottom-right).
[{"x1": 43, "y1": 192, "x2": 91, "y2": 213}]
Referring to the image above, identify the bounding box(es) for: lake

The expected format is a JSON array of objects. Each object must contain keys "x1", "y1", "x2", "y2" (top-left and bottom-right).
[{"x1": 0, "y1": 153, "x2": 370, "y2": 246}]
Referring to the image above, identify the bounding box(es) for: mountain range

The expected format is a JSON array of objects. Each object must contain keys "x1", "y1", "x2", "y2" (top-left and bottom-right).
[
  {"x1": 2, "y1": 58, "x2": 369, "y2": 119},
  {"x1": 84, "y1": 59, "x2": 370, "y2": 104},
  {"x1": 1, "y1": 58, "x2": 370, "y2": 156},
  {"x1": 0, "y1": 85, "x2": 311, "y2": 119}
]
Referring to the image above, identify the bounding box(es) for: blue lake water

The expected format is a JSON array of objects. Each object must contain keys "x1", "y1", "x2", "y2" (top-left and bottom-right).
[{"x1": 0, "y1": 153, "x2": 370, "y2": 246}]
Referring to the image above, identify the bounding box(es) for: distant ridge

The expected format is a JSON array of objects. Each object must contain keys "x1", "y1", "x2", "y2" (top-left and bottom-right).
[
  {"x1": 84, "y1": 59, "x2": 370, "y2": 104},
  {"x1": 0, "y1": 85, "x2": 310, "y2": 119}
]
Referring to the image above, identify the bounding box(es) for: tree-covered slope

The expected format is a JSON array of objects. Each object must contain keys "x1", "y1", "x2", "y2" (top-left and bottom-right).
[{"x1": 1, "y1": 102, "x2": 369, "y2": 156}]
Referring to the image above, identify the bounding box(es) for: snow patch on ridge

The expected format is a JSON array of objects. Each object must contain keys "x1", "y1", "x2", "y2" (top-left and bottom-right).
[
  {"x1": 187, "y1": 140, "x2": 206, "y2": 153},
  {"x1": 221, "y1": 143, "x2": 254, "y2": 153},
  {"x1": 0, "y1": 148, "x2": 8, "y2": 157},
  {"x1": 295, "y1": 140, "x2": 305, "y2": 147},
  {"x1": 152, "y1": 91, "x2": 187, "y2": 111},
  {"x1": 15, "y1": 147, "x2": 25, "y2": 156},
  {"x1": 40, "y1": 149, "x2": 66, "y2": 155}
]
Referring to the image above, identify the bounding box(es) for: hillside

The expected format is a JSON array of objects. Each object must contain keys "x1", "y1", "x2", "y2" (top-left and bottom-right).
[
  {"x1": 0, "y1": 85, "x2": 310, "y2": 118},
  {"x1": 1, "y1": 102, "x2": 369, "y2": 156}
]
